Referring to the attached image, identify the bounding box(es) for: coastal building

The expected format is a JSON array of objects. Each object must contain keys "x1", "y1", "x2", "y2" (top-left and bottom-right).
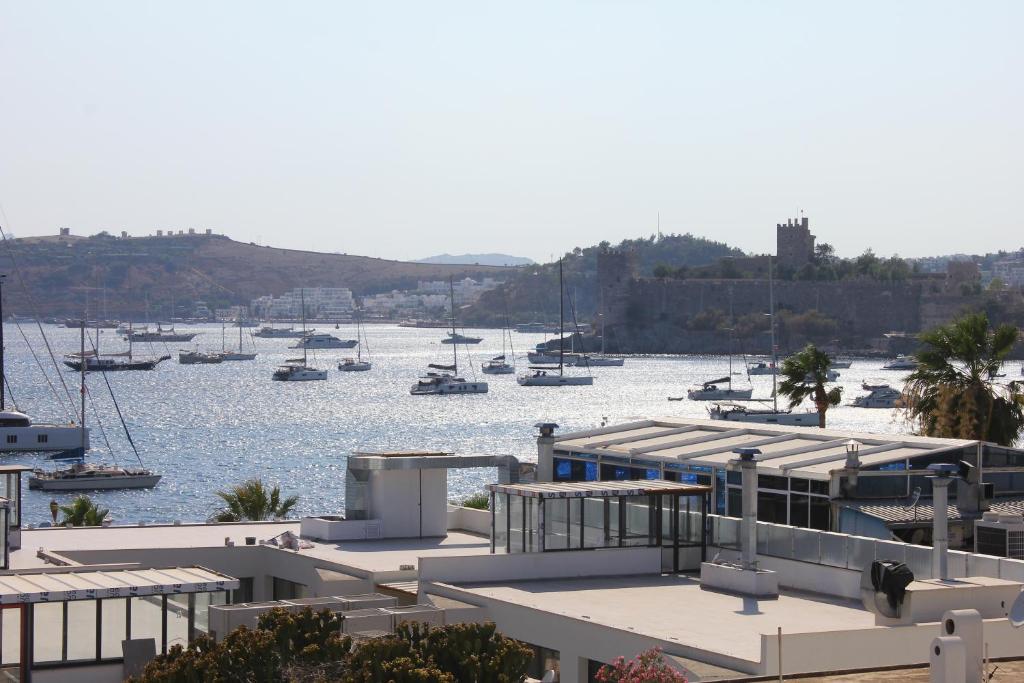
[
  {"x1": 250, "y1": 287, "x2": 355, "y2": 320},
  {"x1": 5, "y1": 423, "x2": 1024, "y2": 680}
]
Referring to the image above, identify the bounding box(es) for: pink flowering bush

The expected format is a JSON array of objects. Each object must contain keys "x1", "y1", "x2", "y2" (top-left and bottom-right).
[{"x1": 595, "y1": 648, "x2": 688, "y2": 683}]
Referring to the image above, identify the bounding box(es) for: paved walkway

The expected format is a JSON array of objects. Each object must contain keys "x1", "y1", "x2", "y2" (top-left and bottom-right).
[{"x1": 770, "y1": 659, "x2": 1024, "y2": 681}]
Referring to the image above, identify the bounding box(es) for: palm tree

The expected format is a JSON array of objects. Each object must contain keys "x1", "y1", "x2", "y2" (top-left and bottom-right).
[
  {"x1": 903, "y1": 312, "x2": 1024, "y2": 446},
  {"x1": 212, "y1": 479, "x2": 298, "y2": 522},
  {"x1": 778, "y1": 343, "x2": 843, "y2": 428},
  {"x1": 59, "y1": 495, "x2": 109, "y2": 527}
]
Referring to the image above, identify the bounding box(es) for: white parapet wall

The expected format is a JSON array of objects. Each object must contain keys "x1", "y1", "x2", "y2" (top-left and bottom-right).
[
  {"x1": 446, "y1": 505, "x2": 490, "y2": 536},
  {"x1": 418, "y1": 546, "x2": 661, "y2": 584}
]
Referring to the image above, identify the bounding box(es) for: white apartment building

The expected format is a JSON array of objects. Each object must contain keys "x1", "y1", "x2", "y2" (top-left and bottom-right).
[{"x1": 251, "y1": 287, "x2": 355, "y2": 320}]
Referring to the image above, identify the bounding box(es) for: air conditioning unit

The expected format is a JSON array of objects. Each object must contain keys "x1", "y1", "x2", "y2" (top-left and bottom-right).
[{"x1": 974, "y1": 512, "x2": 1024, "y2": 558}]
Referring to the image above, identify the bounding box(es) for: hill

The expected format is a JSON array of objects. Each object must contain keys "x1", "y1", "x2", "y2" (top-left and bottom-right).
[
  {"x1": 0, "y1": 232, "x2": 509, "y2": 318},
  {"x1": 462, "y1": 233, "x2": 744, "y2": 325},
  {"x1": 415, "y1": 253, "x2": 535, "y2": 267}
]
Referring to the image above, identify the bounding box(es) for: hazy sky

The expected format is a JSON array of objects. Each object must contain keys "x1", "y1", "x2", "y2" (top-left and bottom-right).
[{"x1": 1, "y1": 2, "x2": 1020, "y2": 263}]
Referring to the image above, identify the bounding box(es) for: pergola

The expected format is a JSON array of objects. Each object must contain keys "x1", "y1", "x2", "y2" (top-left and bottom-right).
[{"x1": 486, "y1": 480, "x2": 711, "y2": 571}]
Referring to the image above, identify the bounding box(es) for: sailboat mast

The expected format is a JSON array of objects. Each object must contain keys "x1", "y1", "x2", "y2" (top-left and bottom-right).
[
  {"x1": 356, "y1": 311, "x2": 362, "y2": 362},
  {"x1": 238, "y1": 315, "x2": 243, "y2": 353},
  {"x1": 449, "y1": 278, "x2": 458, "y2": 374},
  {"x1": 769, "y1": 256, "x2": 778, "y2": 412},
  {"x1": 558, "y1": 259, "x2": 564, "y2": 377},
  {"x1": 80, "y1": 319, "x2": 86, "y2": 450},
  {"x1": 301, "y1": 288, "x2": 308, "y2": 366},
  {"x1": 0, "y1": 274, "x2": 5, "y2": 410}
]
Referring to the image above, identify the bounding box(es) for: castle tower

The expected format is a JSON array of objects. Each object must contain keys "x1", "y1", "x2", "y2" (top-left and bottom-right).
[
  {"x1": 597, "y1": 247, "x2": 636, "y2": 330},
  {"x1": 776, "y1": 216, "x2": 815, "y2": 270}
]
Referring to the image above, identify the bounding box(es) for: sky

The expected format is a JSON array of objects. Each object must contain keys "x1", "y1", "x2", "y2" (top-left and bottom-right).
[{"x1": 0, "y1": 2, "x2": 1021, "y2": 263}]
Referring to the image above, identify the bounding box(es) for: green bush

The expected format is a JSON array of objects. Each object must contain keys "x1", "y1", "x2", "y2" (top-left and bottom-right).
[{"x1": 461, "y1": 493, "x2": 490, "y2": 510}]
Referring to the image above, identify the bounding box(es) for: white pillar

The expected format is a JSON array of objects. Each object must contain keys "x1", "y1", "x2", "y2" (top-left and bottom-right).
[
  {"x1": 559, "y1": 655, "x2": 589, "y2": 683},
  {"x1": 741, "y1": 456, "x2": 758, "y2": 569},
  {"x1": 536, "y1": 423, "x2": 558, "y2": 482},
  {"x1": 933, "y1": 477, "x2": 952, "y2": 581}
]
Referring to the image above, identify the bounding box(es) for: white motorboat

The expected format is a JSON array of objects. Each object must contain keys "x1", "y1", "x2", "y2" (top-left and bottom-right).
[
  {"x1": 853, "y1": 386, "x2": 904, "y2": 409},
  {"x1": 411, "y1": 279, "x2": 487, "y2": 395},
  {"x1": 830, "y1": 360, "x2": 853, "y2": 369},
  {"x1": 746, "y1": 361, "x2": 777, "y2": 376},
  {"x1": 29, "y1": 462, "x2": 161, "y2": 491},
  {"x1": 686, "y1": 378, "x2": 754, "y2": 401},
  {"x1": 441, "y1": 332, "x2": 483, "y2": 345},
  {"x1": 883, "y1": 355, "x2": 918, "y2": 370},
  {"x1": 338, "y1": 312, "x2": 372, "y2": 372},
  {"x1": 290, "y1": 333, "x2": 357, "y2": 350},
  {"x1": 254, "y1": 325, "x2": 309, "y2": 338},
  {"x1": 806, "y1": 370, "x2": 840, "y2": 382},
  {"x1": 709, "y1": 403, "x2": 819, "y2": 426},
  {"x1": 862, "y1": 379, "x2": 890, "y2": 391},
  {"x1": 517, "y1": 260, "x2": 593, "y2": 388}
]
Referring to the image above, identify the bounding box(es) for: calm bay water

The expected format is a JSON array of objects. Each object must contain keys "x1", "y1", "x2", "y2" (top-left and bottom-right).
[{"x1": 3, "y1": 322, "x2": 984, "y2": 526}]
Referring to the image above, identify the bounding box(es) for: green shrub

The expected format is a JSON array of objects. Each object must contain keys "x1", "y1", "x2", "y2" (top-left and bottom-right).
[{"x1": 461, "y1": 493, "x2": 490, "y2": 510}]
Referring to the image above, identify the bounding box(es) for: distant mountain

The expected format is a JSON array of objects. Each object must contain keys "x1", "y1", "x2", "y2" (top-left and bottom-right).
[{"x1": 415, "y1": 253, "x2": 535, "y2": 267}]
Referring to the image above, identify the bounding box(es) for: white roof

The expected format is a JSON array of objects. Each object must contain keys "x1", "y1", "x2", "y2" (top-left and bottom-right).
[
  {"x1": 553, "y1": 417, "x2": 982, "y2": 481},
  {"x1": 0, "y1": 566, "x2": 237, "y2": 604}
]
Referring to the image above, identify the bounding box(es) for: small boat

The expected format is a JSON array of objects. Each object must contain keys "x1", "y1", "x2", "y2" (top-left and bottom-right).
[
  {"x1": 883, "y1": 355, "x2": 918, "y2": 370},
  {"x1": 29, "y1": 462, "x2": 161, "y2": 491},
  {"x1": 687, "y1": 378, "x2": 754, "y2": 401},
  {"x1": 830, "y1": 360, "x2": 853, "y2": 369},
  {"x1": 289, "y1": 333, "x2": 357, "y2": 350},
  {"x1": 747, "y1": 361, "x2": 778, "y2": 376},
  {"x1": 178, "y1": 349, "x2": 223, "y2": 365},
  {"x1": 862, "y1": 379, "x2": 890, "y2": 391},
  {"x1": 806, "y1": 370, "x2": 840, "y2": 382},
  {"x1": 218, "y1": 320, "x2": 257, "y2": 361},
  {"x1": 517, "y1": 260, "x2": 593, "y2": 388},
  {"x1": 125, "y1": 324, "x2": 198, "y2": 343},
  {"x1": 273, "y1": 364, "x2": 328, "y2": 381},
  {"x1": 441, "y1": 332, "x2": 483, "y2": 345},
  {"x1": 853, "y1": 386, "x2": 905, "y2": 409},
  {"x1": 411, "y1": 372, "x2": 489, "y2": 394},
  {"x1": 709, "y1": 403, "x2": 819, "y2": 426},
  {"x1": 482, "y1": 356, "x2": 514, "y2": 375},
  {"x1": 338, "y1": 311, "x2": 372, "y2": 372},
  {"x1": 411, "y1": 280, "x2": 487, "y2": 395}
]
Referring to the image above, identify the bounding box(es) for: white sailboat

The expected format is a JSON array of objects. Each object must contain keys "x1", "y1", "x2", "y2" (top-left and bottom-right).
[
  {"x1": 29, "y1": 324, "x2": 161, "y2": 490},
  {"x1": 708, "y1": 256, "x2": 819, "y2": 425},
  {"x1": 219, "y1": 318, "x2": 257, "y2": 361},
  {"x1": 518, "y1": 260, "x2": 593, "y2": 387},
  {"x1": 338, "y1": 311, "x2": 372, "y2": 372},
  {"x1": 273, "y1": 290, "x2": 327, "y2": 381},
  {"x1": 482, "y1": 308, "x2": 515, "y2": 375},
  {"x1": 410, "y1": 279, "x2": 488, "y2": 395}
]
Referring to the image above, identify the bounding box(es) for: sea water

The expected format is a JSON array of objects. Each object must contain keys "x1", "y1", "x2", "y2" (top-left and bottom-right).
[{"x1": 2, "y1": 323, "x2": 967, "y2": 526}]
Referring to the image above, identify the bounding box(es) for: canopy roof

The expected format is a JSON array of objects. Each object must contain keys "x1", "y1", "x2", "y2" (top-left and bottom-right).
[
  {"x1": 487, "y1": 479, "x2": 710, "y2": 499},
  {"x1": 0, "y1": 566, "x2": 237, "y2": 604}
]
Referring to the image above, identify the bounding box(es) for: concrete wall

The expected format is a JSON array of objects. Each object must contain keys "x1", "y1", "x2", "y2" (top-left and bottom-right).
[
  {"x1": 446, "y1": 504, "x2": 490, "y2": 535},
  {"x1": 418, "y1": 547, "x2": 660, "y2": 584}
]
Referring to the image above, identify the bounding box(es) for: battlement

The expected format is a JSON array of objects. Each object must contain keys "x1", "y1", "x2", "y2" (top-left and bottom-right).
[{"x1": 776, "y1": 215, "x2": 815, "y2": 269}]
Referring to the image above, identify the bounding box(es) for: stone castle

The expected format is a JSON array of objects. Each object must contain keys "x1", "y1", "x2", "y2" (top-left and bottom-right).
[{"x1": 597, "y1": 216, "x2": 985, "y2": 354}]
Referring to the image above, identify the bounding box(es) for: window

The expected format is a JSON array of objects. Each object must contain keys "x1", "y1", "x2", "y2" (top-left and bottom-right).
[
  {"x1": 272, "y1": 577, "x2": 305, "y2": 601},
  {"x1": 32, "y1": 603, "x2": 63, "y2": 663},
  {"x1": 757, "y1": 491, "x2": 788, "y2": 524},
  {"x1": 809, "y1": 497, "x2": 831, "y2": 530},
  {"x1": 790, "y1": 494, "x2": 810, "y2": 528},
  {"x1": 66, "y1": 600, "x2": 97, "y2": 661},
  {"x1": 4, "y1": 436, "x2": 15, "y2": 445},
  {"x1": 37, "y1": 434, "x2": 48, "y2": 444},
  {"x1": 100, "y1": 599, "x2": 127, "y2": 659},
  {"x1": 232, "y1": 577, "x2": 254, "y2": 604}
]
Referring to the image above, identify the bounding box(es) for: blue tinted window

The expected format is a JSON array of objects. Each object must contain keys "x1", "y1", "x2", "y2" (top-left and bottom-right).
[
  {"x1": 645, "y1": 468, "x2": 660, "y2": 480},
  {"x1": 585, "y1": 462, "x2": 598, "y2": 481},
  {"x1": 554, "y1": 458, "x2": 572, "y2": 481}
]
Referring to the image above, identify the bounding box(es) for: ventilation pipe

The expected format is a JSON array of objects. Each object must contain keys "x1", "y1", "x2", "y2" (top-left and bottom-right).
[
  {"x1": 735, "y1": 447, "x2": 762, "y2": 570},
  {"x1": 928, "y1": 463, "x2": 960, "y2": 581}
]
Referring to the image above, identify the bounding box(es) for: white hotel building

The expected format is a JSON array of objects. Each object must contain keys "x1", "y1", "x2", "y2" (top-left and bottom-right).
[{"x1": 2, "y1": 419, "x2": 1024, "y2": 680}]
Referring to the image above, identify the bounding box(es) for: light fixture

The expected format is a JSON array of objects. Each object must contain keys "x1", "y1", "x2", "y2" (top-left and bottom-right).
[{"x1": 844, "y1": 439, "x2": 861, "y2": 468}]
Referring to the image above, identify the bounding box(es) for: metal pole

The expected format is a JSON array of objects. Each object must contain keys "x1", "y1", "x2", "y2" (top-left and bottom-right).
[
  {"x1": 0, "y1": 274, "x2": 5, "y2": 410},
  {"x1": 742, "y1": 458, "x2": 758, "y2": 568},
  {"x1": 933, "y1": 477, "x2": 951, "y2": 580},
  {"x1": 80, "y1": 321, "x2": 86, "y2": 445},
  {"x1": 777, "y1": 626, "x2": 783, "y2": 682}
]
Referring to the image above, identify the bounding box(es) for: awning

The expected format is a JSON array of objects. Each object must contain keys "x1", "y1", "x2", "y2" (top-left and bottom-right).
[
  {"x1": 486, "y1": 479, "x2": 711, "y2": 499},
  {"x1": 0, "y1": 566, "x2": 238, "y2": 604}
]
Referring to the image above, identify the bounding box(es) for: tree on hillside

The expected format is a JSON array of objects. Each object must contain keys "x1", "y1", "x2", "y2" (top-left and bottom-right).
[
  {"x1": 903, "y1": 312, "x2": 1024, "y2": 446},
  {"x1": 778, "y1": 344, "x2": 843, "y2": 428},
  {"x1": 211, "y1": 479, "x2": 298, "y2": 522}
]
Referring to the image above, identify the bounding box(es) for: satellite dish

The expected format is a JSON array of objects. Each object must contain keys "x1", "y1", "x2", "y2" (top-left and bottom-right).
[
  {"x1": 1009, "y1": 591, "x2": 1024, "y2": 628},
  {"x1": 902, "y1": 487, "x2": 922, "y2": 511}
]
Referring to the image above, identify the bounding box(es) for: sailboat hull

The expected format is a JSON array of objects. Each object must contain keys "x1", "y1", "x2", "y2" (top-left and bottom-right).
[
  {"x1": 709, "y1": 407, "x2": 820, "y2": 426},
  {"x1": 517, "y1": 375, "x2": 593, "y2": 386},
  {"x1": 29, "y1": 473, "x2": 162, "y2": 491},
  {"x1": 687, "y1": 388, "x2": 754, "y2": 401},
  {"x1": 338, "y1": 361, "x2": 372, "y2": 372},
  {"x1": 219, "y1": 353, "x2": 257, "y2": 361}
]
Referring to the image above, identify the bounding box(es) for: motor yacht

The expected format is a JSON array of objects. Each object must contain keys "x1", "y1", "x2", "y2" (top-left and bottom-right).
[
  {"x1": 883, "y1": 355, "x2": 918, "y2": 371},
  {"x1": 853, "y1": 386, "x2": 905, "y2": 409},
  {"x1": 411, "y1": 372, "x2": 488, "y2": 394},
  {"x1": 289, "y1": 333, "x2": 357, "y2": 350}
]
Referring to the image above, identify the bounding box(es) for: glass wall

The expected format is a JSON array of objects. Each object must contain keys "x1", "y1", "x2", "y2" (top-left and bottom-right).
[{"x1": 100, "y1": 599, "x2": 127, "y2": 659}]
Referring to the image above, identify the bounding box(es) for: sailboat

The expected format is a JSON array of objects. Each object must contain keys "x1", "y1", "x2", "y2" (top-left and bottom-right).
[
  {"x1": 518, "y1": 260, "x2": 593, "y2": 387},
  {"x1": 63, "y1": 322, "x2": 170, "y2": 371},
  {"x1": 272, "y1": 289, "x2": 327, "y2": 381},
  {"x1": 30, "y1": 323, "x2": 161, "y2": 490},
  {"x1": 338, "y1": 310, "x2": 372, "y2": 372},
  {"x1": 410, "y1": 279, "x2": 488, "y2": 395},
  {"x1": 570, "y1": 307, "x2": 625, "y2": 367},
  {"x1": 219, "y1": 318, "x2": 257, "y2": 361},
  {"x1": 0, "y1": 282, "x2": 89, "y2": 451},
  {"x1": 709, "y1": 257, "x2": 818, "y2": 425},
  {"x1": 482, "y1": 306, "x2": 515, "y2": 375}
]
